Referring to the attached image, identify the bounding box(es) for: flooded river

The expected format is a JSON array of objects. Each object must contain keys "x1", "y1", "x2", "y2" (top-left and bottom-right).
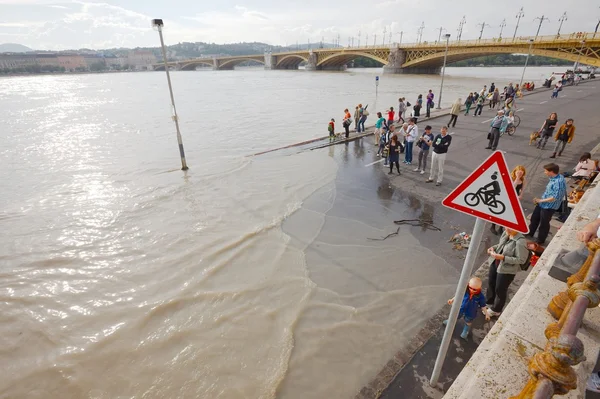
[{"x1": 0, "y1": 66, "x2": 558, "y2": 398}]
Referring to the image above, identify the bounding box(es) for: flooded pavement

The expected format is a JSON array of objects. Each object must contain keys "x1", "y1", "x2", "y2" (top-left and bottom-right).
[{"x1": 275, "y1": 139, "x2": 487, "y2": 398}]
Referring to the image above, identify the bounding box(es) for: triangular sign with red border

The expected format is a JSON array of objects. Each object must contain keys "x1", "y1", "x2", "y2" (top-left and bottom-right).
[{"x1": 442, "y1": 151, "x2": 529, "y2": 233}]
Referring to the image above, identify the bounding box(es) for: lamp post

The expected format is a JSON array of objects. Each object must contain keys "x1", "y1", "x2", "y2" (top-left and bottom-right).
[
  {"x1": 457, "y1": 16, "x2": 466, "y2": 42},
  {"x1": 574, "y1": 40, "x2": 586, "y2": 72},
  {"x1": 534, "y1": 15, "x2": 549, "y2": 39},
  {"x1": 557, "y1": 12, "x2": 567, "y2": 37},
  {"x1": 436, "y1": 33, "x2": 451, "y2": 110},
  {"x1": 519, "y1": 39, "x2": 535, "y2": 87},
  {"x1": 437, "y1": 26, "x2": 446, "y2": 43},
  {"x1": 513, "y1": 7, "x2": 525, "y2": 41},
  {"x1": 383, "y1": 26, "x2": 387, "y2": 45},
  {"x1": 499, "y1": 19, "x2": 506, "y2": 39},
  {"x1": 151, "y1": 19, "x2": 188, "y2": 171},
  {"x1": 478, "y1": 22, "x2": 491, "y2": 40},
  {"x1": 397, "y1": 31, "x2": 403, "y2": 46},
  {"x1": 418, "y1": 22, "x2": 425, "y2": 43}
]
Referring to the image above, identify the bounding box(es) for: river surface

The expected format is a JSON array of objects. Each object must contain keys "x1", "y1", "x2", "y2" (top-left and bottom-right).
[{"x1": 1, "y1": 66, "x2": 559, "y2": 399}]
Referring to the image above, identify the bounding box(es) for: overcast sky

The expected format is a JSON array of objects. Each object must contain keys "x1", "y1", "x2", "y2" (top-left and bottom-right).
[{"x1": 0, "y1": 0, "x2": 599, "y2": 50}]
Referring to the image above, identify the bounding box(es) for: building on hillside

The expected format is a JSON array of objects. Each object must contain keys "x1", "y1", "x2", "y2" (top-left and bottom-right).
[
  {"x1": 57, "y1": 54, "x2": 86, "y2": 71},
  {"x1": 127, "y1": 50, "x2": 157, "y2": 70},
  {"x1": 0, "y1": 53, "x2": 38, "y2": 69},
  {"x1": 82, "y1": 54, "x2": 106, "y2": 70},
  {"x1": 34, "y1": 53, "x2": 61, "y2": 68},
  {"x1": 104, "y1": 55, "x2": 129, "y2": 69}
]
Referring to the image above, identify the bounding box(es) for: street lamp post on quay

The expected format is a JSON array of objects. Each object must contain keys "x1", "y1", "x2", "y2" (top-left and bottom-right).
[
  {"x1": 519, "y1": 39, "x2": 535, "y2": 88},
  {"x1": 574, "y1": 40, "x2": 586, "y2": 72},
  {"x1": 151, "y1": 18, "x2": 189, "y2": 171},
  {"x1": 436, "y1": 33, "x2": 451, "y2": 110}
]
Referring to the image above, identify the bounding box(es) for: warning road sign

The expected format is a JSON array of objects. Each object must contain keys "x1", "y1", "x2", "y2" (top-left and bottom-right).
[{"x1": 442, "y1": 151, "x2": 529, "y2": 233}]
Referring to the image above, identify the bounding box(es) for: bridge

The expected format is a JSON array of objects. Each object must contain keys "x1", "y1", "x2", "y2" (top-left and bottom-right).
[{"x1": 154, "y1": 32, "x2": 600, "y2": 74}]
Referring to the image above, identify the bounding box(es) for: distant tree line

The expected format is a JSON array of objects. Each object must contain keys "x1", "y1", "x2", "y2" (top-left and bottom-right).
[
  {"x1": 449, "y1": 54, "x2": 572, "y2": 67},
  {"x1": 0, "y1": 64, "x2": 66, "y2": 74},
  {"x1": 349, "y1": 54, "x2": 572, "y2": 68}
]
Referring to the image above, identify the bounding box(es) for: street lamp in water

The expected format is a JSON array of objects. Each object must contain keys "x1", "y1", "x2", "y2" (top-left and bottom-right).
[
  {"x1": 436, "y1": 34, "x2": 451, "y2": 110},
  {"x1": 152, "y1": 18, "x2": 189, "y2": 171},
  {"x1": 519, "y1": 39, "x2": 535, "y2": 88}
]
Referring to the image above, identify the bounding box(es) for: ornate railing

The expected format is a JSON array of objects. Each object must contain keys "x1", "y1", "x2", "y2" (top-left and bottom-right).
[{"x1": 510, "y1": 239, "x2": 600, "y2": 398}]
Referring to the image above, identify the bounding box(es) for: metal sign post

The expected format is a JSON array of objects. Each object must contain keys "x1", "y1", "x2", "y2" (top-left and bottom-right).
[
  {"x1": 375, "y1": 75, "x2": 379, "y2": 97},
  {"x1": 430, "y1": 217, "x2": 485, "y2": 386},
  {"x1": 429, "y1": 151, "x2": 528, "y2": 386}
]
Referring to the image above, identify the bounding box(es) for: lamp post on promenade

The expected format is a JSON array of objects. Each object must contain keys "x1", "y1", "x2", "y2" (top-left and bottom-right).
[
  {"x1": 519, "y1": 38, "x2": 535, "y2": 87},
  {"x1": 436, "y1": 33, "x2": 451, "y2": 110},
  {"x1": 151, "y1": 18, "x2": 188, "y2": 171}
]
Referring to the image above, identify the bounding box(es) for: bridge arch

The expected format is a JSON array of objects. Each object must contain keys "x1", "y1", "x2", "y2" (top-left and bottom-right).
[
  {"x1": 180, "y1": 61, "x2": 214, "y2": 71},
  {"x1": 402, "y1": 46, "x2": 600, "y2": 68},
  {"x1": 218, "y1": 57, "x2": 265, "y2": 70},
  {"x1": 317, "y1": 51, "x2": 388, "y2": 68},
  {"x1": 276, "y1": 54, "x2": 309, "y2": 69}
]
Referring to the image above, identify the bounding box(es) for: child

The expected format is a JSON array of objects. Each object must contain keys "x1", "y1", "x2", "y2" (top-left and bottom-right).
[
  {"x1": 328, "y1": 118, "x2": 335, "y2": 141},
  {"x1": 443, "y1": 277, "x2": 490, "y2": 339}
]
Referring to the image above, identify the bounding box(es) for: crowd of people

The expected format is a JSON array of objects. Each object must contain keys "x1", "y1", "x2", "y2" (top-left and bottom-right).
[{"x1": 326, "y1": 76, "x2": 599, "y2": 339}]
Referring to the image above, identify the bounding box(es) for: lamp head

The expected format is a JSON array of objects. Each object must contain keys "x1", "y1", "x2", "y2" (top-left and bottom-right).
[
  {"x1": 444, "y1": 33, "x2": 451, "y2": 39},
  {"x1": 151, "y1": 19, "x2": 164, "y2": 28}
]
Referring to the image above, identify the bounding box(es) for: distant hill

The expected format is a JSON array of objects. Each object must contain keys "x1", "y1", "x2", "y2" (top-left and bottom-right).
[{"x1": 0, "y1": 43, "x2": 33, "y2": 53}]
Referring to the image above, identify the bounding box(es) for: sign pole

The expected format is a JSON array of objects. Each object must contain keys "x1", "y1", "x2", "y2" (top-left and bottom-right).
[
  {"x1": 430, "y1": 217, "x2": 486, "y2": 386},
  {"x1": 375, "y1": 75, "x2": 379, "y2": 97}
]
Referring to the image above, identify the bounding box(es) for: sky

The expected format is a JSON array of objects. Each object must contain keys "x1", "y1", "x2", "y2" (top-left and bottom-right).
[{"x1": 0, "y1": 0, "x2": 599, "y2": 50}]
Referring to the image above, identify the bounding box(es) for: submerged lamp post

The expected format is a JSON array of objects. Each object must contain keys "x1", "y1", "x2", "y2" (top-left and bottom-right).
[
  {"x1": 152, "y1": 18, "x2": 188, "y2": 170},
  {"x1": 519, "y1": 38, "x2": 535, "y2": 87},
  {"x1": 436, "y1": 33, "x2": 451, "y2": 110}
]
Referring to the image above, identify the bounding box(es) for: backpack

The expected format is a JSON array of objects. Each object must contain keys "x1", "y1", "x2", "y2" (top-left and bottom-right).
[
  {"x1": 363, "y1": 109, "x2": 370, "y2": 116},
  {"x1": 519, "y1": 238, "x2": 532, "y2": 271},
  {"x1": 328, "y1": 123, "x2": 333, "y2": 132}
]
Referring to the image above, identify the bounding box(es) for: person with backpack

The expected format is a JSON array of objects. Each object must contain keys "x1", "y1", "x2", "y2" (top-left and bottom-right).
[
  {"x1": 357, "y1": 104, "x2": 367, "y2": 132},
  {"x1": 473, "y1": 93, "x2": 485, "y2": 117},
  {"x1": 328, "y1": 118, "x2": 335, "y2": 141},
  {"x1": 374, "y1": 112, "x2": 386, "y2": 146},
  {"x1": 464, "y1": 93, "x2": 474, "y2": 115},
  {"x1": 484, "y1": 228, "x2": 529, "y2": 318},
  {"x1": 413, "y1": 95, "x2": 422, "y2": 122},
  {"x1": 397, "y1": 98, "x2": 407, "y2": 123}
]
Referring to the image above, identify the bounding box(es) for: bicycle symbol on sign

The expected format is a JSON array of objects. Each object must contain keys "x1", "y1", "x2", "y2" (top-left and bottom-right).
[{"x1": 463, "y1": 172, "x2": 506, "y2": 215}]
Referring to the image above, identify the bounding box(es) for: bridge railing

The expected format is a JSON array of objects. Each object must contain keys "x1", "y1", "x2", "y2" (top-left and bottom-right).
[{"x1": 270, "y1": 32, "x2": 596, "y2": 54}]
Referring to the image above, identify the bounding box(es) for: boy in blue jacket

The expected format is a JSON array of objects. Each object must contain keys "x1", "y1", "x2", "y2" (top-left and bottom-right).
[{"x1": 443, "y1": 277, "x2": 490, "y2": 339}]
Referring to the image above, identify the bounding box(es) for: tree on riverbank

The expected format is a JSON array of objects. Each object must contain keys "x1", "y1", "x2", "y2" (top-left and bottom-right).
[{"x1": 450, "y1": 54, "x2": 572, "y2": 67}]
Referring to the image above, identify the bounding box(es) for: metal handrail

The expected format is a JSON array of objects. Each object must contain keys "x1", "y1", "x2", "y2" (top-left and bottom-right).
[{"x1": 510, "y1": 244, "x2": 600, "y2": 398}]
